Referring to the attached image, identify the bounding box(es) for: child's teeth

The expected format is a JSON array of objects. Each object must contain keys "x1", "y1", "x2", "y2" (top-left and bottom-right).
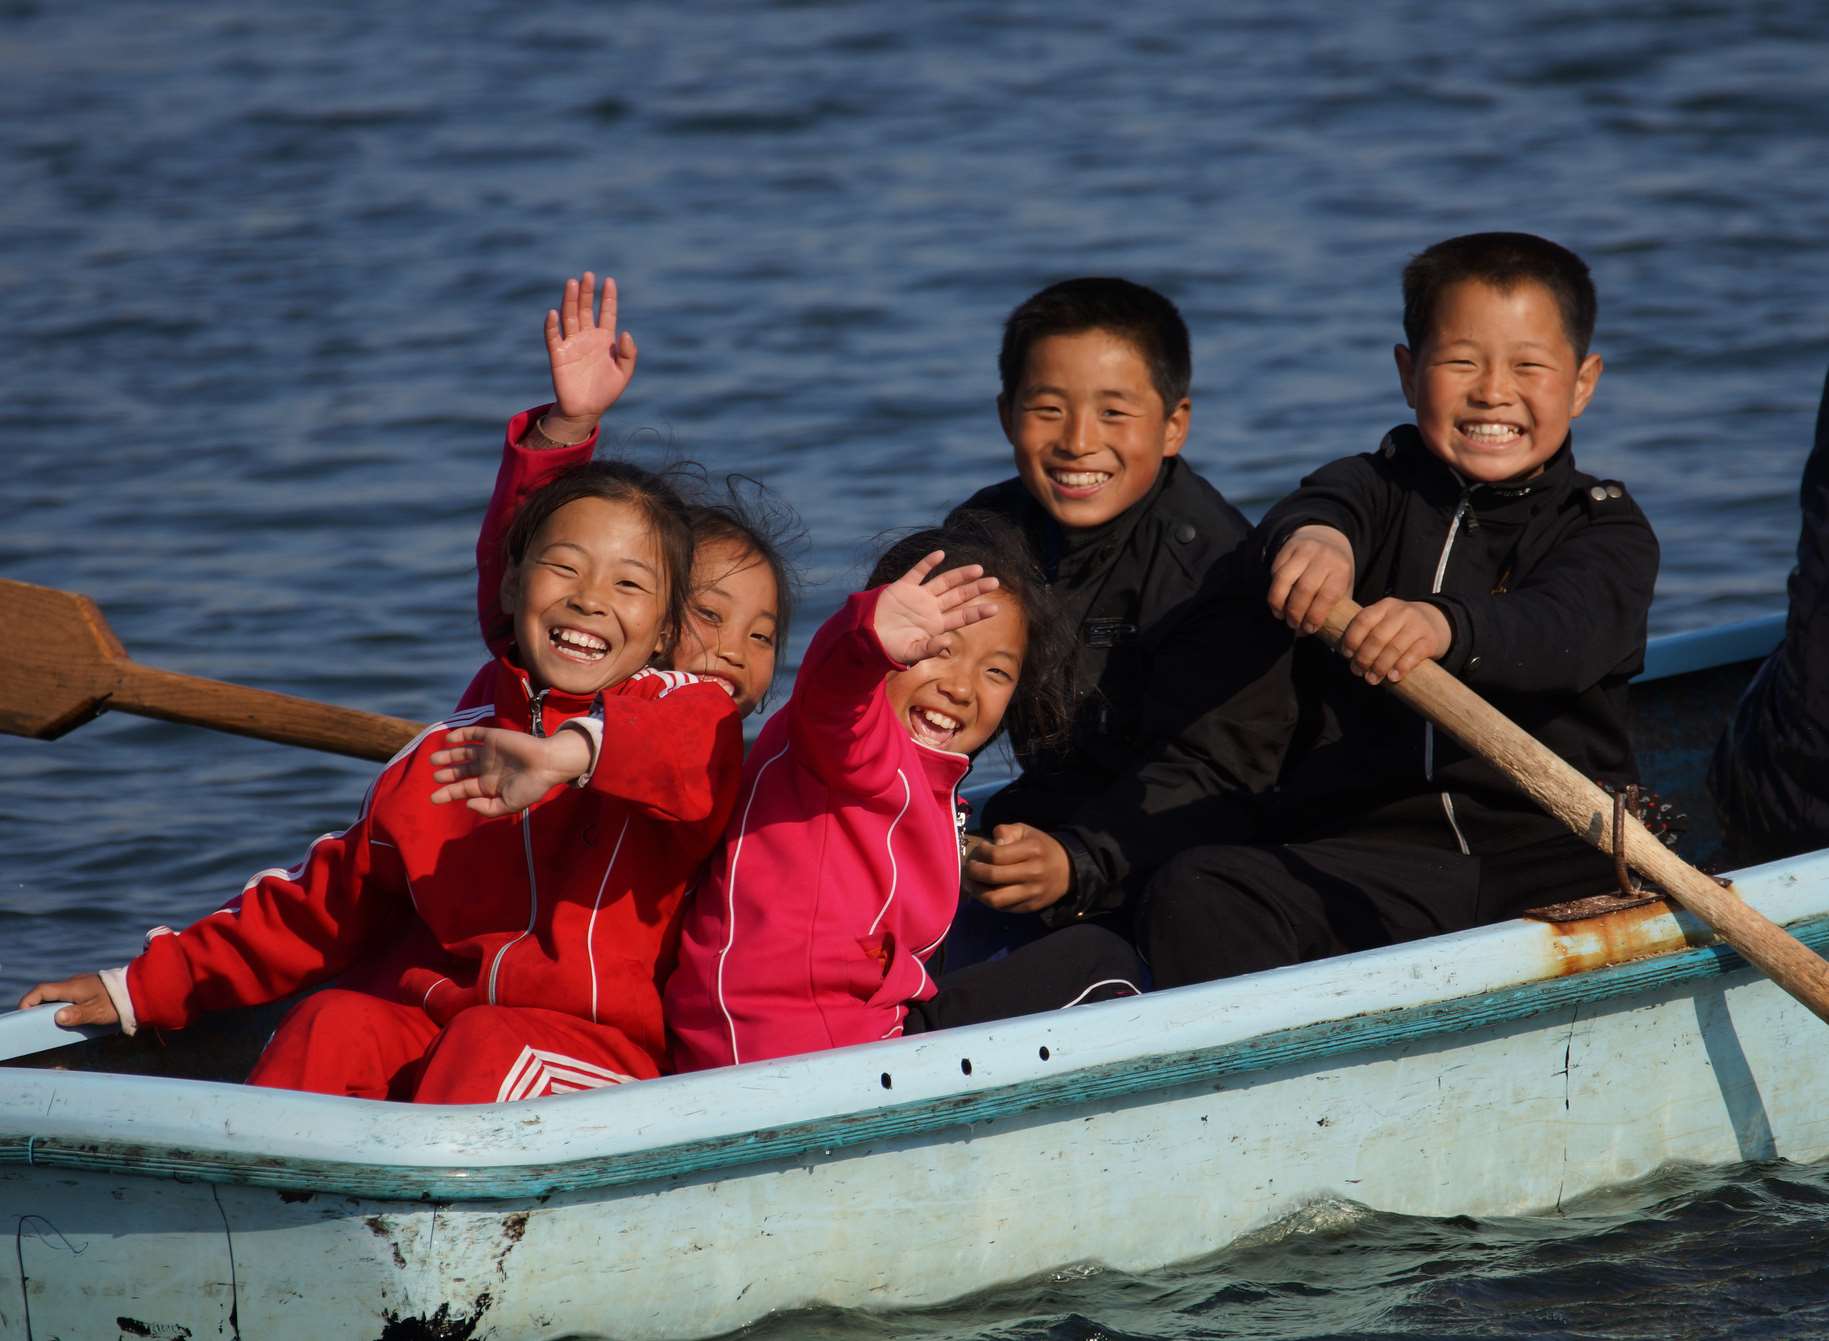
[
  {"x1": 554, "y1": 628, "x2": 608, "y2": 656},
  {"x1": 1052, "y1": 471, "x2": 1111, "y2": 487}
]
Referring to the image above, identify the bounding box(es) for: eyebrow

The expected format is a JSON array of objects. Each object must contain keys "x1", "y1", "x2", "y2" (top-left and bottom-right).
[
  {"x1": 1023, "y1": 383, "x2": 1141, "y2": 400},
  {"x1": 542, "y1": 540, "x2": 658, "y2": 577},
  {"x1": 1436, "y1": 336, "x2": 1563, "y2": 354},
  {"x1": 701, "y1": 584, "x2": 778, "y2": 621}
]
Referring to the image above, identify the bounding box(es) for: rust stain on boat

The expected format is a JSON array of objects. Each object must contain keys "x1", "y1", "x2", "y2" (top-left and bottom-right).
[{"x1": 1529, "y1": 896, "x2": 1695, "y2": 976}]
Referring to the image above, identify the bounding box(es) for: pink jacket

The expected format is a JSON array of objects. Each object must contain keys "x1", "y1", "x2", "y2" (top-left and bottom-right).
[{"x1": 664, "y1": 588, "x2": 971, "y2": 1069}]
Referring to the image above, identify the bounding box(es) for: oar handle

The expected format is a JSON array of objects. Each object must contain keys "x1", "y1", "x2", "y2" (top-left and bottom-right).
[
  {"x1": 1318, "y1": 599, "x2": 1829, "y2": 1025},
  {"x1": 113, "y1": 662, "x2": 424, "y2": 763}
]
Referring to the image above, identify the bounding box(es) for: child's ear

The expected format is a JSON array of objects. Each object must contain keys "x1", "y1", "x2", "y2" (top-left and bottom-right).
[
  {"x1": 498, "y1": 565, "x2": 520, "y2": 617},
  {"x1": 1569, "y1": 353, "x2": 1604, "y2": 419},
  {"x1": 1393, "y1": 344, "x2": 1418, "y2": 408},
  {"x1": 1161, "y1": 397, "x2": 1191, "y2": 459},
  {"x1": 996, "y1": 393, "x2": 1016, "y2": 445}
]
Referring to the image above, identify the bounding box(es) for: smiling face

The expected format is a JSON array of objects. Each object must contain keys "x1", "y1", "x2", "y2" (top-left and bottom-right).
[
  {"x1": 999, "y1": 328, "x2": 1190, "y2": 529},
  {"x1": 500, "y1": 496, "x2": 667, "y2": 697},
  {"x1": 1395, "y1": 278, "x2": 1603, "y2": 485},
  {"x1": 883, "y1": 601, "x2": 1026, "y2": 757},
  {"x1": 673, "y1": 538, "x2": 779, "y2": 717}
]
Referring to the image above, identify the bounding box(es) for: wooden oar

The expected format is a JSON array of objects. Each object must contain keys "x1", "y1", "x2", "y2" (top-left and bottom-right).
[
  {"x1": 1319, "y1": 597, "x2": 1829, "y2": 1025},
  {"x1": 0, "y1": 579, "x2": 423, "y2": 762}
]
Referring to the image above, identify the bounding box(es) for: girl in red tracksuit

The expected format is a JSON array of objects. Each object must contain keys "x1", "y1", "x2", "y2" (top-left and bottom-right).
[
  {"x1": 467, "y1": 269, "x2": 798, "y2": 723},
  {"x1": 665, "y1": 515, "x2": 1144, "y2": 1072},
  {"x1": 22, "y1": 462, "x2": 743, "y2": 1104}
]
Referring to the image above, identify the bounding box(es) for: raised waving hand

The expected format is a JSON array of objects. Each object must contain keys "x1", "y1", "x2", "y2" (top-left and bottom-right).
[
  {"x1": 542, "y1": 271, "x2": 639, "y2": 443},
  {"x1": 873, "y1": 551, "x2": 1001, "y2": 665}
]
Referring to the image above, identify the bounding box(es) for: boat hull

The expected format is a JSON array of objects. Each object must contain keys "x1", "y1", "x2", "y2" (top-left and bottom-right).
[
  {"x1": 0, "y1": 613, "x2": 1812, "y2": 1339},
  {"x1": 5, "y1": 854, "x2": 1827, "y2": 1339}
]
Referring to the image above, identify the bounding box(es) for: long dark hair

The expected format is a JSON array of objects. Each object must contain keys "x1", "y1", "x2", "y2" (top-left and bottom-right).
[{"x1": 865, "y1": 510, "x2": 1073, "y2": 753}]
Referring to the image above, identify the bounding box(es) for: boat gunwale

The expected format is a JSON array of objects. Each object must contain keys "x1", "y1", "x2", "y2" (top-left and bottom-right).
[{"x1": 5, "y1": 889, "x2": 1826, "y2": 1203}]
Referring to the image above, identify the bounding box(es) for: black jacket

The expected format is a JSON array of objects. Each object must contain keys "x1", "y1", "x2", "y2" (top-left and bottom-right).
[
  {"x1": 953, "y1": 457, "x2": 1298, "y2": 922},
  {"x1": 1710, "y1": 368, "x2": 1829, "y2": 861},
  {"x1": 1257, "y1": 425, "x2": 1659, "y2": 855}
]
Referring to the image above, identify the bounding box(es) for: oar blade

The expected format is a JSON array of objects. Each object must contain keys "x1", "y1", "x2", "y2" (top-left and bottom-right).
[{"x1": 0, "y1": 578, "x2": 125, "y2": 740}]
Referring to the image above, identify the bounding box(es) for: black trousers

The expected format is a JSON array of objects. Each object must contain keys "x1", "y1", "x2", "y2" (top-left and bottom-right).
[
  {"x1": 903, "y1": 923, "x2": 1144, "y2": 1034},
  {"x1": 1142, "y1": 833, "x2": 1619, "y2": 990}
]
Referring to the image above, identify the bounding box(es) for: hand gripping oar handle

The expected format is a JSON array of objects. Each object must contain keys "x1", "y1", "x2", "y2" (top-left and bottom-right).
[{"x1": 1318, "y1": 598, "x2": 1829, "y2": 1026}]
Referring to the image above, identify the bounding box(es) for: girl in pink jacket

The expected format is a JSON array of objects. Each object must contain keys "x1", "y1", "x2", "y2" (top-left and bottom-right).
[{"x1": 666, "y1": 515, "x2": 1142, "y2": 1070}]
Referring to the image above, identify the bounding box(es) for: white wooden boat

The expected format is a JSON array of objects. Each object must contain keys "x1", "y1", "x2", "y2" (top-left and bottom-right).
[{"x1": 3, "y1": 614, "x2": 1822, "y2": 1341}]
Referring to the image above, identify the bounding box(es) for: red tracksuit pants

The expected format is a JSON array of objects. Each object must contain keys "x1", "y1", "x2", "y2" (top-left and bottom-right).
[{"x1": 246, "y1": 989, "x2": 659, "y2": 1103}]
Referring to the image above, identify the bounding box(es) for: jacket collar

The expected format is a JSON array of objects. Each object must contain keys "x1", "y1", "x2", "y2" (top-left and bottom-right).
[
  {"x1": 1387, "y1": 423, "x2": 1578, "y2": 515},
  {"x1": 1032, "y1": 458, "x2": 1176, "y2": 584},
  {"x1": 487, "y1": 651, "x2": 610, "y2": 736}
]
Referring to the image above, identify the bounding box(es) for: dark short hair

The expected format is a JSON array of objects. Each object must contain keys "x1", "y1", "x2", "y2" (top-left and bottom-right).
[
  {"x1": 999, "y1": 277, "x2": 1192, "y2": 411},
  {"x1": 1401, "y1": 232, "x2": 1598, "y2": 359},
  {"x1": 687, "y1": 476, "x2": 806, "y2": 706},
  {"x1": 502, "y1": 460, "x2": 697, "y2": 657},
  {"x1": 866, "y1": 511, "x2": 1073, "y2": 754}
]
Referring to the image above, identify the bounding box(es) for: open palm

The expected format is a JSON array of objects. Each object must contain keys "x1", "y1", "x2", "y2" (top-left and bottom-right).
[
  {"x1": 874, "y1": 551, "x2": 1001, "y2": 665},
  {"x1": 547, "y1": 271, "x2": 639, "y2": 422},
  {"x1": 429, "y1": 726, "x2": 577, "y2": 817}
]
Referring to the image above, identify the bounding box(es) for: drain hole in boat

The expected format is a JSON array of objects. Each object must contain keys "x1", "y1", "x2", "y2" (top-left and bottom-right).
[
  {"x1": 880, "y1": 1072, "x2": 892, "y2": 1089},
  {"x1": 1038, "y1": 1046, "x2": 1050, "y2": 1061},
  {"x1": 960, "y1": 1058, "x2": 972, "y2": 1076}
]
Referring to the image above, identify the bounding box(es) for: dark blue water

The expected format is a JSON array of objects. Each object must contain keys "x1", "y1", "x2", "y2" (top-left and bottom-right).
[{"x1": 2, "y1": 2, "x2": 1827, "y2": 1336}]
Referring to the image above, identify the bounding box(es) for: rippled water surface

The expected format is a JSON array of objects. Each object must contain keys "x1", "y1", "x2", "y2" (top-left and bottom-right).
[{"x1": 2, "y1": 2, "x2": 1827, "y2": 1336}]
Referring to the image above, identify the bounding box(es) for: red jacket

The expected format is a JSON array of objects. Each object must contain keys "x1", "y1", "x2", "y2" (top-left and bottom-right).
[
  {"x1": 127, "y1": 657, "x2": 743, "y2": 1077},
  {"x1": 665, "y1": 589, "x2": 971, "y2": 1070}
]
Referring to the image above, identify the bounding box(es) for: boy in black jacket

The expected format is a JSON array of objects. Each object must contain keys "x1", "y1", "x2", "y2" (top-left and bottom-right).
[
  {"x1": 958, "y1": 278, "x2": 1297, "y2": 931},
  {"x1": 1145, "y1": 232, "x2": 1660, "y2": 988}
]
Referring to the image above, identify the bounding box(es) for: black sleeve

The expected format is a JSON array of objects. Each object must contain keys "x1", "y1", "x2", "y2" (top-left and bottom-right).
[
  {"x1": 1708, "y1": 366, "x2": 1829, "y2": 855},
  {"x1": 1257, "y1": 450, "x2": 1399, "y2": 572},
  {"x1": 1428, "y1": 493, "x2": 1660, "y2": 694},
  {"x1": 1043, "y1": 550, "x2": 1299, "y2": 924},
  {"x1": 1798, "y1": 367, "x2": 1829, "y2": 616}
]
